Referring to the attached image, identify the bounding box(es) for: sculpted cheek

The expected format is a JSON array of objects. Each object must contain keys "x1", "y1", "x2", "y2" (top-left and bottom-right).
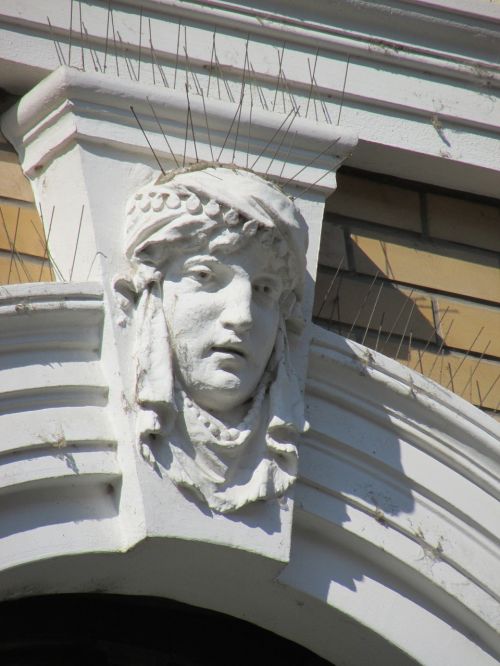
[
  {"x1": 253, "y1": 308, "x2": 279, "y2": 350},
  {"x1": 173, "y1": 298, "x2": 220, "y2": 342}
]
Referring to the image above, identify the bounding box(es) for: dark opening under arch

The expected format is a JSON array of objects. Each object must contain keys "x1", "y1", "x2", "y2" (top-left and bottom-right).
[{"x1": 0, "y1": 594, "x2": 333, "y2": 665}]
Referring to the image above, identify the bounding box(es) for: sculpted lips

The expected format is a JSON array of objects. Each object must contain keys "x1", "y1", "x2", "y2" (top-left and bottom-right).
[{"x1": 211, "y1": 343, "x2": 246, "y2": 358}]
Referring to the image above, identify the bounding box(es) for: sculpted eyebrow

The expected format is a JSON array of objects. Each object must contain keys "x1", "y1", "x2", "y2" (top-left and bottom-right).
[
  {"x1": 255, "y1": 272, "x2": 281, "y2": 286},
  {"x1": 183, "y1": 255, "x2": 218, "y2": 268}
]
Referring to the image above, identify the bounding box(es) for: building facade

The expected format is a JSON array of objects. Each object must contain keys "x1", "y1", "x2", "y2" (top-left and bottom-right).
[{"x1": 0, "y1": 2, "x2": 499, "y2": 664}]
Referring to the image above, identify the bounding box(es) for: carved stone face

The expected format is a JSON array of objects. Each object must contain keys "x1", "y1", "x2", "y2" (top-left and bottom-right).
[
  {"x1": 162, "y1": 236, "x2": 283, "y2": 414},
  {"x1": 124, "y1": 166, "x2": 308, "y2": 511}
]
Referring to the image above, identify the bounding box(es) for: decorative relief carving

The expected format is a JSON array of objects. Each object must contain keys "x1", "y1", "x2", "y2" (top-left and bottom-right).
[{"x1": 116, "y1": 165, "x2": 308, "y2": 512}]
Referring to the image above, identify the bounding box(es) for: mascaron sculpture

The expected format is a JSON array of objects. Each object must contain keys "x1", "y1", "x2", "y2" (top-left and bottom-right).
[{"x1": 117, "y1": 165, "x2": 308, "y2": 513}]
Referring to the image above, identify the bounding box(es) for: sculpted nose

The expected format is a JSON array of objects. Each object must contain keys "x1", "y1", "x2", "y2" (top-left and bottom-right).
[{"x1": 220, "y1": 279, "x2": 253, "y2": 333}]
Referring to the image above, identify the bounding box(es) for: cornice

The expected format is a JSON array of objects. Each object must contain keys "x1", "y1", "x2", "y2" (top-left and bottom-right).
[
  {"x1": 1, "y1": 2, "x2": 499, "y2": 196},
  {"x1": 1, "y1": 0, "x2": 499, "y2": 100},
  {"x1": 117, "y1": 0, "x2": 500, "y2": 87},
  {"x1": 1, "y1": 66, "x2": 357, "y2": 191}
]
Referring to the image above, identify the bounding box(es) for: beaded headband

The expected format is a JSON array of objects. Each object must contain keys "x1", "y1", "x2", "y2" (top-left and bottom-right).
[{"x1": 125, "y1": 164, "x2": 308, "y2": 304}]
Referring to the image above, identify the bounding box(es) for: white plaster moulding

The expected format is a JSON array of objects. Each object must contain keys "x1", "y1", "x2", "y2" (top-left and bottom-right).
[
  {"x1": 2, "y1": 5, "x2": 499, "y2": 197},
  {"x1": 0, "y1": 492, "x2": 123, "y2": 573},
  {"x1": 395, "y1": 0, "x2": 500, "y2": 21},
  {"x1": 307, "y1": 325, "x2": 500, "y2": 498},
  {"x1": 1, "y1": 358, "x2": 105, "y2": 395},
  {"x1": 0, "y1": 377, "x2": 107, "y2": 408},
  {"x1": 0, "y1": 280, "x2": 103, "y2": 303},
  {"x1": 305, "y1": 327, "x2": 500, "y2": 610},
  {"x1": 2, "y1": 2, "x2": 498, "y2": 131},
  {"x1": 114, "y1": 0, "x2": 500, "y2": 86},
  {"x1": 302, "y1": 327, "x2": 500, "y2": 652},
  {"x1": 0, "y1": 282, "x2": 108, "y2": 409},
  {"x1": 1, "y1": 66, "x2": 357, "y2": 189},
  {"x1": 299, "y1": 418, "x2": 500, "y2": 633},
  {"x1": 0, "y1": 319, "x2": 102, "y2": 355},
  {"x1": 0, "y1": 493, "x2": 495, "y2": 666},
  {"x1": 29, "y1": 0, "x2": 494, "y2": 86},
  {"x1": 0, "y1": 283, "x2": 104, "y2": 352},
  {"x1": 0, "y1": 297, "x2": 102, "y2": 315},
  {"x1": 301, "y1": 403, "x2": 500, "y2": 542},
  {"x1": 298, "y1": 432, "x2": 500, "y2": 588},
  {"x1": 0, "y1": 543, "x2": 424, "y2": 666},
  {"x1": 1, "y1": 405, "x2": 116, "y2": 458},
  {"x1": 0, "y1": 281, "x2": 120, "y2": 549},
  {"x1": 293, "y1": 513, "x2": 500, "y2": 655},
  {"x1": 291, "y1": 500, "x2": 500, "y2": 660},
  {"x1": 306, "y1": 331, "x2": 500, "y2": 519},
  {"x1": 305, "y1": 380, "x2": 500, "y2": 532},
  {"x1": 0, "y1": 450, "x2": 120, "y2": 497},
  {"x1": 0, "y1": 387, "x2": 109, "y2": 417}
]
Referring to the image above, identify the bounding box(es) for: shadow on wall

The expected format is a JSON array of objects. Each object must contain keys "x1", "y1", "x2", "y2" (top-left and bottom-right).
[
  {"x1": 300, "y1": 271, "x2": 421, "y2": 593},
  {"x1": 313, "y1": 247, "x2": 442, "y2": 363},
  {"x1": 315, "y1": 227, "x2": 500, "y2": 413},
  {"x1": 286, "y1": 316, "x2": 486, "y2": 664}
]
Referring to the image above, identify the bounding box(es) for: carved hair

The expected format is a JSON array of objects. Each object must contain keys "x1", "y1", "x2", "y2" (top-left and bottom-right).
[{"x1": 125, "y1": 164, "x2": 307, "y2": 327}]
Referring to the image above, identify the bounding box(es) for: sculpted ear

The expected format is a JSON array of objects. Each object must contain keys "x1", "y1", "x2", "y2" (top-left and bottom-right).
[
  {"x1": 113, "y1": 274, "x2": 138, "y2": 326},
  {"x1": 113, "y1": 265, "x2": 164, "y2": 314},
  {"x1": 114, "y1": 274, "x2": 137, "y2": 300}
]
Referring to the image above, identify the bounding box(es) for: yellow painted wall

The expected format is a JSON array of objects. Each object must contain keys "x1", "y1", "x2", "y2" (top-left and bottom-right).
[
  {"x1": 317, "y1": 169, "x2": 500, "y2": 420},
  {"x1": 0, "y1": 141, "x2": 52, "y2": 285}
]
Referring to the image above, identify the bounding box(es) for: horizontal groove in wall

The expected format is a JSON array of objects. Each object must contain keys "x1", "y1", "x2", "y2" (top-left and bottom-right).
[
  {"x1": 340, "y1": 166, "x2": 500, "y2": 208},
  {"x1": 0, "y1": 327, "x2": 102, "y2": 355},
  {"x1": 313, "y1": 311, "x2": 500, "y2": 364},
  {"x1": 323, "y1": 213, "x2": 500, "y2": 260},
  {"x1": 0, "y1": 251, "x2": 53, "y2": 284},
  {"x1": 0, "y1": 480, "x2": 121, "y2": 548},
  {"x1": 0, "y1": 404, "x2": 115, "y2": 456},
  {"x1": 0, "y1": 203, "x2": 46, "y2": 257},
  {"x1": 316, "y1": 265, "x2": 500, "y2": 309},
  {"x1": 347, "y1": 234, "x2": 499, "y2": 304},
  {"x1": 301, "y1": 426, "x2": 499, "y2": 546},
  {"x1": 0, "y1": 385, "x2": 109, "y2": 416},
  {"x1": 0, "y1": 155, "x2": 34, "y2": 203},
  {"x1": 0, "y1": 447, "x2": 120, "y2": 497},
  {"x1": 293, "y1": 488, "x2": 500, "y2": 647}
]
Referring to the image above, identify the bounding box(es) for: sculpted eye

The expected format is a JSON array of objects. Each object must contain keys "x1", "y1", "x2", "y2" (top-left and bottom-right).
[
  {"x1": 187, "y1": 265, "x2": 214, "y2": 282},
  {"x1": 254, "y1": 284, "x2": 271, "y2": 294},
  {"x1": 253, "y1": 280, "x2": 279, "y2": 300}
]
